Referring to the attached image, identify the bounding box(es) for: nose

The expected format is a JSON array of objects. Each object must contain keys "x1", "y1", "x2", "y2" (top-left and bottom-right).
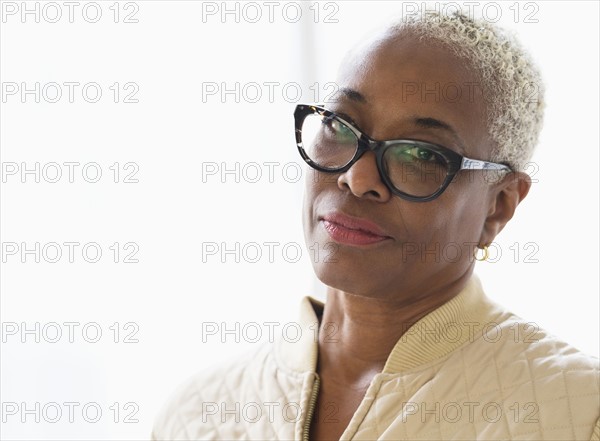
[{"x1": 337, "y1": 151, "x2": 392, "y2": 202}]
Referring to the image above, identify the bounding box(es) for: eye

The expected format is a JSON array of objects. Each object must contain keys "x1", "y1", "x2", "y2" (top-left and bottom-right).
[
  {"x1": 405, "y1": 147, "x2": 439, "y2": 162},
  {"x1": 323, "y1": 117, "x2": 356, "y2": 143}
]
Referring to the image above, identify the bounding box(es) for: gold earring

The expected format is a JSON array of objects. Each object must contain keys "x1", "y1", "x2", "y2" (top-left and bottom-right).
[{"x1": 474, "y1": 245, "x2": 489, "y2": 262}]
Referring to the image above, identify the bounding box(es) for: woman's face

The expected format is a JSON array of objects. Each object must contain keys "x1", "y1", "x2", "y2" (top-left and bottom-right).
[{"x1": 303, "y1": 32, "x2": 504, "y2": 300}]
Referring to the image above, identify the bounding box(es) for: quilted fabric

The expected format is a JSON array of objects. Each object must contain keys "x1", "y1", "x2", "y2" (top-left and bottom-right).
[{"x1": 151, "y1": 275, "x2": 600, "y2": 440}]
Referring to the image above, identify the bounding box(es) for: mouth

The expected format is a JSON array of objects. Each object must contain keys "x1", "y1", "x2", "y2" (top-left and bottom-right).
[{"x1": 320, "y1": 212, "x2": 393, "y2": 246}]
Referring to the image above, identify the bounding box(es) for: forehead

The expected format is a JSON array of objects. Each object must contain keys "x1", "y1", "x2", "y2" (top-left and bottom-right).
[{"x1": 335, "y1": 31, "x2": 492, "y2": 158}]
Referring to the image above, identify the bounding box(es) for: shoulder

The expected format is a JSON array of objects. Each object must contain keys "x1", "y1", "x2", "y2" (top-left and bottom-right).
[
  {"x1": 473, "y1": 308, "x2": 599, "y2": 376},
  {"x1": 150, "y1": 343, "x2": 274, "y2": 441},
  {"x1": 455, "y1": 309, "x2": 599, "y2": 439}
]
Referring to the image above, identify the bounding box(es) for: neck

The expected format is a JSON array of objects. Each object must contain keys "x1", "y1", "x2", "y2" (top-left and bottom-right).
[{"x1": 316, "y1": 270, "x2": 472, "y2": 387}]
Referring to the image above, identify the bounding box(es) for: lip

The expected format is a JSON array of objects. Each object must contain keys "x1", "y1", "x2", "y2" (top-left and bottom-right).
[{"x1": 320, "y1": 212, "x2": 393, "y2": 246}]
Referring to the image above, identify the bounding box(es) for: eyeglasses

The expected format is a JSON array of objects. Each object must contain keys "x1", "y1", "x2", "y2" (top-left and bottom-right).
[{"x1": 294, "y1": 104, "x2": 512, "y2": 202}]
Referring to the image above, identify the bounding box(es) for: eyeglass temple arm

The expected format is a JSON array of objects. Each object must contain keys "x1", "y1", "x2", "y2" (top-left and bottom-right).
[{"x1": 460, "y1": 157, "x2": 512, "y2": 171}]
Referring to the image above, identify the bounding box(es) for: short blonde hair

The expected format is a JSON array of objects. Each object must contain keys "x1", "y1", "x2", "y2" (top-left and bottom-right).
[{"x1": 389, "y1": 11, "x2": 545, "y2": 171}]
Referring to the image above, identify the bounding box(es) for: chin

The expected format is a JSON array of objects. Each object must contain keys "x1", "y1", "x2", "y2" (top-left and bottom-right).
[{"x1": 311, "y1": 259, "x2": 379, "y2": 297}]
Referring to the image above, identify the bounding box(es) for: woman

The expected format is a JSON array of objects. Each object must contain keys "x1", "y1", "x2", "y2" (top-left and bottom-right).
[{"x1": 152, "y1": 11, "x2": 600, "y2": 441}]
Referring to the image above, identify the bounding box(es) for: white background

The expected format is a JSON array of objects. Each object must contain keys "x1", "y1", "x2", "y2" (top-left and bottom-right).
[{"x1": 1, "y1": 1, "x2": 598, "y2": 439}]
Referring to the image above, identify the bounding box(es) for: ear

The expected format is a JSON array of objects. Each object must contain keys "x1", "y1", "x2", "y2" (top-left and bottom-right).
[{"x1": 479, "y1": 171, "x2": 532, "y2": 245}]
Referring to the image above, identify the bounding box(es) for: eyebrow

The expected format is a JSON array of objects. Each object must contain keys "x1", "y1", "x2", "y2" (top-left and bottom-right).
[
  {"x1": 337, "y1": 87, "x2": 367, "y2": 103},
  {"x1": 414, "y1": 116, "x2": 453, "y2": 132},
  {"x1": 412, "y1": 117, "x2": 468, "y2": 154},
  {"x1": 337, "y1": 87, "x2": 467, "y2": 152}
]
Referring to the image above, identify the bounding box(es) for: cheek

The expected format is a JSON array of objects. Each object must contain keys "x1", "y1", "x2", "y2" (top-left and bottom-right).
[
  {"x1": 302, "y1": 171, "x2": 332, "y2": 242},
  {"x1": 301, "y1": 185, "x2": 313, "y2": 241},
  {"x1": 393, "y1": 177, "x2": 490, "y2": 261},
  {"x1": 430, "y1": 179, "x2": 490, "y2": 246}
]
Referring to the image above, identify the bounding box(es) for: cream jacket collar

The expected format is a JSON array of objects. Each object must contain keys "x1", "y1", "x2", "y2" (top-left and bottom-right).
[{"x1": 275, "y1": 273, "x2": 500, "y2": 375}]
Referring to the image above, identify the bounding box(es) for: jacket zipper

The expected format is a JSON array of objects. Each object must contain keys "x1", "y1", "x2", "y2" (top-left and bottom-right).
[{"x1": 302, "y1": 374, "x2": 320, "y2": 441}]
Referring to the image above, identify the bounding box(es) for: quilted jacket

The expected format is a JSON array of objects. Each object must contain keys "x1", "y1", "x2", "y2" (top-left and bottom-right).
[{"x1": 152, "y1": 274, "x2": 600, "y2": 440}]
